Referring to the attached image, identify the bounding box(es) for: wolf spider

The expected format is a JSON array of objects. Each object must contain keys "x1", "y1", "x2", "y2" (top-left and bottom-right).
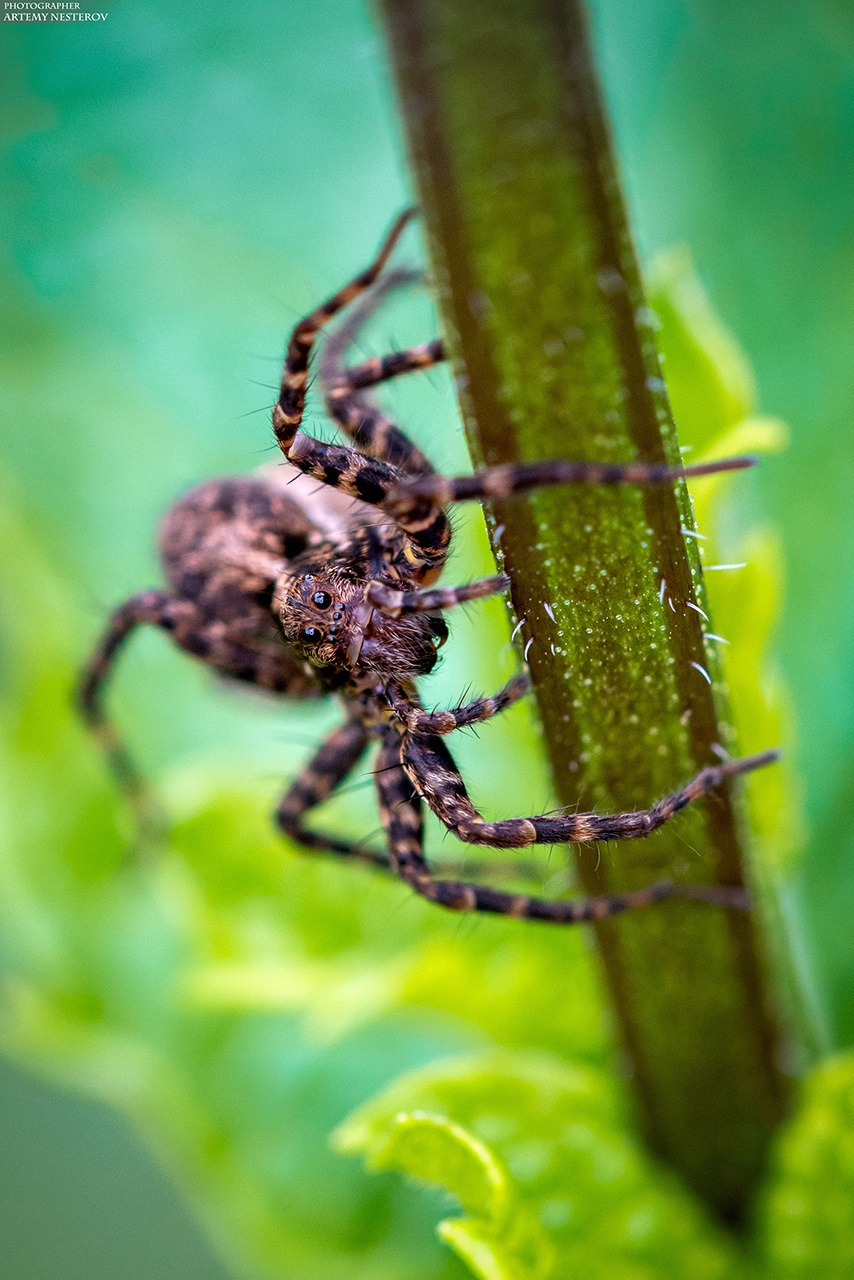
[{"x1": 80, "y1": 209, "x2": 778, "y2": 925}]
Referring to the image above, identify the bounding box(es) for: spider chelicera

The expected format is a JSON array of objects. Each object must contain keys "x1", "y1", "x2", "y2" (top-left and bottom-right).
[{"x1": 80, "y1": 209, "x2": 778, "y2": 924}]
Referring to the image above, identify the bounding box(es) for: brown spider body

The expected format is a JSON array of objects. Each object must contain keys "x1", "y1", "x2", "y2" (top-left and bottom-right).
[{"x1": 80, "y1": 210, "x2": 779, "y2": 925}]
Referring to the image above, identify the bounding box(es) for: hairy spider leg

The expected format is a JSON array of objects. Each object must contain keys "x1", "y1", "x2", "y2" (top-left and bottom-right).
[
  {"x1": 274, "y1": 716, "x2": 391, "y2": 865},
  {"x1": 279, "y1": 435, "x2": 453, "y2": 573},
  {"x1": 284, "y1": 224, "x2": 757, "y2": 580},
  {"x1": 387, "y1": 454, "x2": 758, "y2": 518},
  {"x1": 336, "y1": 339, "x2": 447, "y2": 396},
  {"x1": 80, "y1": 573, "x2": 322, "y2": 813},
  {"x1": 321, "y1": 267, "x2": 438, "y2": 475},
  {"x1": 277, "y1": 443, "x2": 760, "y2": 605},
  {"x1": 403, "y1": 733, "x2": 777, "y2": 851},
  {"x1": 279, "y1": 413, "x2": 757, "y2": 592},
  {"x1": 385, "y1": 673, "x2": 531, "y2": 736},
  {"x1": 275, "y1": 714, "x2": 545, "y2": 882},
  {"x1": 271, "y1": 222, "x2": 452, "y2": 574},
  {"x1": 366, "y1": 575, "x2": 509, "y2": 617},
  {"x1": 374, "y1": 741, "x2": 748, "y2": 922},
  {"x1": 78, "y1": 589, "x2": 187, "y2": 824},
  {"x1": 273, "y1": 207, "x2": 416, "y2": 449}
]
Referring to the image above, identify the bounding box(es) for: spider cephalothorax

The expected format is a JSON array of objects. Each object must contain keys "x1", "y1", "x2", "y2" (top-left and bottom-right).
[
  {"x1": 80, "y1": 209, "x2": 779, "y2": 925},
  {"x1": 275, "y1": 559, "x2": 446, "y2": 681}
]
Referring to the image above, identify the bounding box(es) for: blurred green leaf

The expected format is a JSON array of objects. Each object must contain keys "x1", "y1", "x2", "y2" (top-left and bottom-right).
[
  {"x1": 336, "y1": 1052, "x2": 746, "y2": 1280},
  {"x1": 650, "y1": 250, "x2": 806, "y2": 877},
  {"x1": 759, "y1": 1052, "x2": 854, "y2": 1278},
  {"x1": 650, "y1": 249, "x2": 822, "y2": 1056},
  {"x1": 649, "y1": 246, "x2": 758, "y2": 450}
]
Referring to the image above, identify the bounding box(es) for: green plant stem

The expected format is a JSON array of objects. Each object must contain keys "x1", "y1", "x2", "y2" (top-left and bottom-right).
[{"x1": 379, "y1": 0, "x2": 787, "y2": 1219}]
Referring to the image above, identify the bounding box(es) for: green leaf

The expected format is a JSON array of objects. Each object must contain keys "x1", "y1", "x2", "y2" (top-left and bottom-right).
[
  {"x1": 759, "y1": 1052, "x2": 854, "y2": 1278},
  {"x1": 652, "y1": 250, "x2": 820, "y2": 1052},
  {"x1": 647, "y1": 247, "x2": 758, "y2": 451},
  {"x1": 335, "y1": 1052, "x2": 746, "y2": 1280}
]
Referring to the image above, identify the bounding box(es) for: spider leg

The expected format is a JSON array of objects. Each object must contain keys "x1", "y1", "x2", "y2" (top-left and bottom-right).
[
  {"x1": 402, "y1": 727, "x2": 773, "y2": 896},
  {"x1": 287, "y1": 450, "x2": 753, "y2": 581},
  {"x1": 276, "y1": 727, "x2": 549, "y2": 882},
  {"x1": 78, "y1": 590, "x2": 188, "y2": 823},
  {"x1": 272, "y1": 218, "x2": 452, "y2": 572},
  {"x1": 385, "y1": 675, "x2": 530, "y2": 736},
  {"x1": 80, "y1": 584, "x2": 323, "y2": 815},
  {"x1": 278, "y1": 435, "x2": 452, "y2": 574},
  {"x1": 367, "y1": 574, "x2": 508, "y2": 617},
  {"x1": 275, "y1": 717, "x2": 390, "y2": 865},
  {"x1": 320, "y1": 267, "x2": 438, "y2": 475},
  {"x1": 403, "y1": 733, "x2": 778, "y2": 850},
  {"x1": 333, "y1": 339, "x2": 446, "y2": 396},
  {"x1": 374, "y1": 739, "x2": 747, "y2": 923},
  {"x1": 385, "y1": 454, "x2": 759, "y2": 522},
  {"x1": 273, "y1": 208, "x2": 416, "y2": 451}
]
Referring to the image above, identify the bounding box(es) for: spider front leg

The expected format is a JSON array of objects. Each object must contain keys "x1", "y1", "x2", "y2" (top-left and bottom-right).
[
  {"x1": 386, "y1": 454, "x2": 761, "y2": 517},
  {"x1": 332, "y1": 339, "x2": 446, "y2": 398},
  {"x1": 405, "y1": 733, "x2": 777, "y2": 852},
  {"x1": 373, "y1": 741, "x2": 746, "y2": 922},
  {"x1": 277, "y1": 725, "x2": 550, "y2": 883},
  {"x1": 273, "y1": 208, "x2": 415, "y2": 452},
  {"x1": 385, "y1": 675, "x2": 530, "y2": 736},
  {"x1": 320, "y1": 267, "x2": 440, "y2": 475},
  {"x1": 367, "y1": 575, "x2": 509, "y2": 617},
  {"x1": 391, "y1": 733, "x2": 778, "y2": 922}
]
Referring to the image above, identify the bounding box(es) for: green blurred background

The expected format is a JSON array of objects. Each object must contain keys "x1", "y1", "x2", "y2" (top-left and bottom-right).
[{"x1": 1, "y1": 0, "x2": 852, "y2": 1275}]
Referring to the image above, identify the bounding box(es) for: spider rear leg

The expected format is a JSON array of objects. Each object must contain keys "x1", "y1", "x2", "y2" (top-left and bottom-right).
[
  {"x1": 373, "y1": 742, "x2": 748, "y2": 922},
  {"x1": 273, "y1": 208, "x2": 416, "y2": 451},
  {"x1": 385, "y1": 674, "x2": 530, "y2": 736},
  {"x1": 79, "y1": 589, "x2": 186, "y2": 828},
  {"x1": 275, "y1": 717, "x2": 389, "y2": 865}
]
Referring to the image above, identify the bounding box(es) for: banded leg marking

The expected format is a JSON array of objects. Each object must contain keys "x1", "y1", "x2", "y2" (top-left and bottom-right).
[
  {"x1": 78, "y1": 589, "x2": 186, "y2": 820},
  {"x1": 403, "y1": 736, "x2": 779, "y2": 850},
  {"x1": 283, "y1": 434, "x2": 452, "y2": 570},
  {"x1": 338, "y1": 339, "x2": 446, "y2": 395},
  {"x1": 387, "y1": 454, "x2": 760, "y2": 520},
  {"x1": 367, "y1": 574, "x2": 509, "y2": 618},
  {"x1": 374, "y1": 744, "x2": 750, "y2": 922},
  {"x1": 320, "y1": 268, "x2": 440, "y2": 475},
  {"x1": 279, "y1": 735, "x2": 551, "y2": 879},
  {"x1": 275, "y1": 717, "x2": 381, "y2": 861},
  {"x1": 273, "y1": 208, "x2": 416, "y2": 450},
  {"x1": 385, "y1": 675, "x2": 530, "y2": 737}
]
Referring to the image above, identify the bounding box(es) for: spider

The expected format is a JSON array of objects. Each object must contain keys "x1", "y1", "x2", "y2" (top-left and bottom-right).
[{"x1": 80, "y1": 209, "x2": 778, "y2": 925}]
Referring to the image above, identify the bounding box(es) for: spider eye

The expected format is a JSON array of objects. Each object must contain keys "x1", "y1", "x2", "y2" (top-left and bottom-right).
[
  {"x1": 312, "y1": 591, "x2": 332, "y2": 609},
  {"x1": 300, "y1": 626, "x2": 322, "y2": 645},
  {"x1": 430, "y1": 618, "x2": 449, "y2": 648}
]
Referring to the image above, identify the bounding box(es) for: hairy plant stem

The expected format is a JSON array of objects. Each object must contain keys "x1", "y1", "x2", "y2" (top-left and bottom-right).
[{"x1": 379, "y1": 0, "x2": 787, "y2": 1220}]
